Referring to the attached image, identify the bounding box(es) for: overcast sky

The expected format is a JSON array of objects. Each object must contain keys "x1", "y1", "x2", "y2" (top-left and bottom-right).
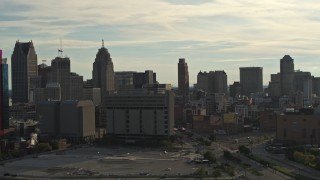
[{"x1": 1, "y1": 0, "x2": 320, "y2": 87}]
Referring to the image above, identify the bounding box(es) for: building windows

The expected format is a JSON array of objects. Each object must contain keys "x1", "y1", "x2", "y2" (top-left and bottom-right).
[
  {"x1": 302, "y1": 128, "x2": 306, "y2": 138},
  {"x1": 311, "y1": 129, "x2": 316, "y2": 139},
  {"x1": 283, "y1": 128, "x2": 287, "y2": 137}
]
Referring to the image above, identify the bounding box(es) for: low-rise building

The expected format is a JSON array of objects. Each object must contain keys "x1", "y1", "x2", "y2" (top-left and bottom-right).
[
  {"x1": 102, "y1": 90, "x2": 174, "y2": 138},
  {"x1": 276, "y1": 109, "x2": 320, "y2": 145},
  {"x1": 37, "y1": 100, "x2": 95, "y2": 142},
  {"x1": 259, "y1": 110, "x2": 277, "y2": 131}
]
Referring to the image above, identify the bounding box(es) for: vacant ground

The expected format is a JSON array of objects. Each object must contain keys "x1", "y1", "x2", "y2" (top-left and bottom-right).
[{"x1": 0, "y1": 145, "x2": 207, "y2": 179}]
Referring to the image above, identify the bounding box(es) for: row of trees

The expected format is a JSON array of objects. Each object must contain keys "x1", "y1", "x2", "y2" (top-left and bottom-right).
[{"x1": 286, "y1": 147, "x2": 320, "y2": 170}]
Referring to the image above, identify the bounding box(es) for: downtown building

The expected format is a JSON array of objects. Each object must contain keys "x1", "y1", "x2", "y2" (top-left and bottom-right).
[
  {"x1": 268, "y1": 73, "x2": 281, "y2": 100},
  {"x1": 92, "y1": 42, "x2": 115, "y2": 96},
  {"x1": 37, "y1": 100, "x2": 95, "y2": 142},
  {"x1": 70, "y1": 72, "x2": 83, "y2": 100},
  {"x1": 101, "y1": 87, "x2": 175, "y2": 138},
  {"x1": 280, "y1": 55, "x2": 295, "y2": 96},
  {"x1": 276, "y1": 109, "x2": 320, "y2": 145},
  {"x1": 239, "y1": 67, "x2": 263, "y2": 97},
  {"x1": 11, "y1": 41, "x2": 38, "y2": 103},
  {"x1": 0, "y1": 50, "x2": 9, "y2": 135},
  {"x1": 51, "y1": 57, "x2": 70, "y2": 101},
  {"x1": 196, "y1": 70, "x2": 228, "y2": 95},
  {"x1": 178, "y1": 58, "x2": 189, "y2": 101},
  {"x1": 115, "y1": 70, "x2": 157, "y2": 91}
]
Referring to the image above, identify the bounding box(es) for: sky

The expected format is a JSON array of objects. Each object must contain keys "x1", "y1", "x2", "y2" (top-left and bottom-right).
[{"x1": 1, "y1": 0, "x2": 320, "y2": 88}]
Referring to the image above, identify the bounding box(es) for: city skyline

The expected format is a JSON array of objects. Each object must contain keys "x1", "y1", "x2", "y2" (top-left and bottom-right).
[{"x1": 2, "y1": 0, "x2": 320, "y2": 87}]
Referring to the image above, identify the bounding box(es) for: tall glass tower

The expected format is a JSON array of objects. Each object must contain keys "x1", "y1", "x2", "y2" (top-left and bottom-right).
[{"x1": 0, "y1": 49, "x2": 9, "y2": 133}]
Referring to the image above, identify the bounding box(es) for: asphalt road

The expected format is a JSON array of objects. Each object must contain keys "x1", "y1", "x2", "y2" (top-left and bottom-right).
[{"x1": 253, "y1": 143, "x2": 320, "y2": 180}]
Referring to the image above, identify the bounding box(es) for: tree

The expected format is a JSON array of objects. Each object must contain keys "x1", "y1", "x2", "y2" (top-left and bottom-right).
[
  {"x1": 223, "y1": 150, "x2": 232, "y2": 158},
  {"x1": 37, "y1": 143, "x2": 52, "y2": 152},
  {"x1": 238, "y1": 145, "x2": 250, "y2": 155},
  {"x1": 50, "y1": 141, "x2": 59, "y2": 150},
  {"x1": 209, "y1": 134, "x2": 216, "y2": 141},
  {"x1": 293, "y1": 151, "x2": 305, "y2": 163},
  {"x1": 194, "y1": 167, "x2": 207, "y2": 177},
  {"x1": 203, "y1": 151, "x2": 216, "y2": 163},
  {"x1": 212, "y1": 169, "x2": 221, "y2": 180}
]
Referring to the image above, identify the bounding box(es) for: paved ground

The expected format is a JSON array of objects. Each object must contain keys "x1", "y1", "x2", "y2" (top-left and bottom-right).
[
  {"x1": 0, "y1": 132, "x2": 294, "y2": 180},
  {"x1": 0, "y1": 146, "x2": 206, "y2": 179}
]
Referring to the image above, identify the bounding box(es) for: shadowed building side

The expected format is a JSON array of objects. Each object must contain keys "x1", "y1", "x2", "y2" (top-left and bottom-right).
[
  {"x1": 178, "y1": 58, "x2": 189, "y2": 101},
  {"x1": 11, "y1": 41, "x2": 38, "y2": 103}
]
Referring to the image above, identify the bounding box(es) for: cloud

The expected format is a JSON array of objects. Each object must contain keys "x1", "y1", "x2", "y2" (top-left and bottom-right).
[{"x1": 2, "y1": 0, "x2": 320, "y2": 86}]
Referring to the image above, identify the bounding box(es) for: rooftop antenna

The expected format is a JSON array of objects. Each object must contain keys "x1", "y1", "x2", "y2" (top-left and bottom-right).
[
  {"x1": 102, "y1": 39, "x2": 104, "y2": 48},
  {"x1": 58, "y1": 39, "x2": 63, "y2": 57}
]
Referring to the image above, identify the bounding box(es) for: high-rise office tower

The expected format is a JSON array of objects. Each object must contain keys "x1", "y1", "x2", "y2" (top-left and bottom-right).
[
  {"x1": 196, "y1": 71, "x2": 211, "y2": 93},
  {"x1": 313, "y1": 77, "x2": 320, "y2": 97},
  {"x1": 70, "y1": 72, "x2": 83, "y2": 100},
  {"x1": 38, "y1": 63, "x2": 52, "y2": 88},
  {"x1": 51, "y1": 57, "x2": 70, "y2": 100},
  {"x1": 303, "y1": 78, "x2": 313, "y2": 107},
  {"x1": 132, "y1": 70, "x2": 157, "y2": 89},
  {"x1": 268, "y1": 73, "x2": 281, "y2": 99},
  {"x1": 11, "y1": 41, "x2": 38, "y2": 103},
  {"x1": 229, "y1": 82, "x2": 242, "y2": 98},
  {"x1": 280, "y1": 55, "x2": 294, "y2": 96},
  {"x1": 294, "y1": 70, "x2": 311, "y2": 93},
  {"x1": 240, "y1": 67, "x2": 263, "y2": 96},
  {"x1": 178, "y1": 58, "x2": 189, "y2": 99},
  {"x1": 0, "y1": 50, "x2": 9, "y2": 132},
  {"x1": 197, "y1": 71, "x2": 227, "y2": 95},
  {"x1": 92, "y1": 41, "x2": 115, "y2": 96},
  {"x1": 214, "y1": 71, "x2": 228, "y2": 95}
]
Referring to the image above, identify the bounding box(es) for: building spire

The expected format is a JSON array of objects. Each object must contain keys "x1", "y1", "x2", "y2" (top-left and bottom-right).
[{"x1": 102, "y1": 39, "x2": 104, "y2": 48}]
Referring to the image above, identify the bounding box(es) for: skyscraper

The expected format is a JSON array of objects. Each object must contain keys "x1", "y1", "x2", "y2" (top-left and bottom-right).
[
  {"x1": 70, "y1": 72, "x2": 83, "y2": 100},
  {"x1": 38, "y1": 63, "x2": 52, "y2": 88},
  {"x1": 240, "y1": 67, "x2": 263, "y2": 96},
  {"x1": 229, "y1": 82, "x2": 242, "y2": 98},
  {"x1": 132, "y1": 70, "x2": 157, "y2": 89},
  {"x1": 0, "y1": 50, "x2": 9, "y2": 133},
  {"x1": 280, "y1": 55, "x2": 294, "y2": 96},
  {"x1": 268, "y1": 73, "x2": 281, "y2": 99},
  {"x1": 11, "y1": 41, "x2": 38, "y2": 103},
  {"x1": 51, "y1": 57, "x2": 70, "y2": 100},
  {"x1": 92, "y1": 41, "x2": 115, "y2": 96},
  {"x1": 196, "y1": 71, "x2": 212, "y2": 93},
  {"x1": 214, "y1": 71, "x2": 228, "y2": 95},
  {"x1": 196, "y1": 71, "x2": 227, "y2": 95},
  {"x1": 293, "y1": 70, "x2": 311, "y2": 93},
  {"x1": 178, "y1": 58, "x2": 189, "y2": 99}
]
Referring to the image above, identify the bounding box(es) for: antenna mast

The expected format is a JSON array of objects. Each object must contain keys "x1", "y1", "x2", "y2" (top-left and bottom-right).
[
  {"x1": 102, "y1": 39, "x2": 104, "y2": 48},
  {"x1": 58, "y1": 39, "x2": 63, "y2": 57}
]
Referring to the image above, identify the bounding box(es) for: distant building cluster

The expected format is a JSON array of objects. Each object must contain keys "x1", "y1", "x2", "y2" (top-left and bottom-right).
[
  {"x1": 2, "y1": 40, "x2": 175, "y2": 144},
  {"x1": 2, "y1": 40, "x2": 320, "y2": 147}
]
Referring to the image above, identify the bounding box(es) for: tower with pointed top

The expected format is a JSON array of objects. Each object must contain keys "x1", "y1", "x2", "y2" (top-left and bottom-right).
[
  {"x1": 11, "y1": 41, "x2": 38, "y2": 103},
  {"x1": 92, "y1": 40, "x2": 115, "y2": 96}
]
